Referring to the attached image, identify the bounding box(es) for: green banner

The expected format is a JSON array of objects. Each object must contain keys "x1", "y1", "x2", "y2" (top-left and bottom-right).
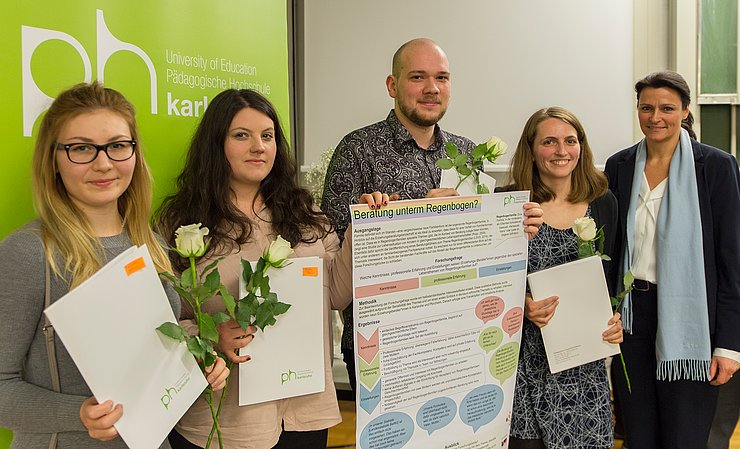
[
  {"x1": 0, "y1": 0, "x2": 291, "y2": 239},
  {"x1": 0, "y1": 1, "x2": 290, "y2": 445}
]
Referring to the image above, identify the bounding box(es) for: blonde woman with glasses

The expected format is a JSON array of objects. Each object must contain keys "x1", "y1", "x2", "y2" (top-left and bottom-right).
[{"x1": 0, "y1": 82, "x2": 227, "y2": 449}]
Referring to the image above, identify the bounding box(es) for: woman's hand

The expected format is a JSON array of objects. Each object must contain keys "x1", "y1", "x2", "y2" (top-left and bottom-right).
[
  {"x1": 709, "y1": 355, "x2": 740, "y2": 386},
  {"x1": 523, "y1": 202, "x2": 544, "y2": 240},
  {"x1": 425, "y1": 188, "x2": 459, "y2": 198},
  {"x1": 205, "y1": 355, "x2": 230, "y2": 391},
  {"x1": 524, "y1": 292, "x2": 558, "y2": 328},
  {"x1": 602, "y1": 312, "x2": 623, "y2": 344},
  {"x1": 80, "y1": 397, "x2": 122, "y2": 441},
  {"x1": 358, "y1": 192, "x2": 400, "y2": 209},
  {"x1": 215, "y1": 319, "x2": 256, "y2": 364}
]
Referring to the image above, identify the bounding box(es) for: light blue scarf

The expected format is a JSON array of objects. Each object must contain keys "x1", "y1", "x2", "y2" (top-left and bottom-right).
[{"x1": 622, "y1": 128, "x2": 711, "y2": 381}]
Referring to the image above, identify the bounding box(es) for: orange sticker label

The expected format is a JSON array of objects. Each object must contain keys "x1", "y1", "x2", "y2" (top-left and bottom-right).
[
  {"x1": 125, "y1": 257, "x2": 146, "y2": 276},
  {"x1": 302, "y1": 266, "x2": 319, "y2": 277}
]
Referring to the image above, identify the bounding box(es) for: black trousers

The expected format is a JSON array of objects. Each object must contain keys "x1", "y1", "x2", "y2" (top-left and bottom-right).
[
  {"x1": 613, "y1": 288, "x2": 719, "y2": 449},
  {"x1": 168, "y1": 427, "x2": 328, "y2": 449},
  {"x1": 707, "y1": 373, "x2": 740, "y2": 449},
  {"x1": 342, "y1": 347, "x2": 357, "y2": 395}
]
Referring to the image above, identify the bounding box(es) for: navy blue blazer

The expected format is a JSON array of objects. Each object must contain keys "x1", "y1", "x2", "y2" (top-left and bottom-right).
[{"x1": 604, "y1": 140, "x2": 740, "y2": 353}]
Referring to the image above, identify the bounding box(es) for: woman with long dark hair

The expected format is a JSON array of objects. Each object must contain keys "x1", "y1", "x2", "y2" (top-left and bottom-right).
[{"x1": 158, "y1": 89, "x2": 364, "y2": 449}]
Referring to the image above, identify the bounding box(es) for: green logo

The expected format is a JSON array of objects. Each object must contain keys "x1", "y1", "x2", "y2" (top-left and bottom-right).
[
  {"x1": 281, "y1": 369, "x2": 296, "y2": 385},
  {"x1": 160, "y1": 386, "x2": 179, "y2": 410}
]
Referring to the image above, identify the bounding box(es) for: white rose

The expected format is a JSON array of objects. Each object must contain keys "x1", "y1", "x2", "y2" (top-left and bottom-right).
[
  {"x1": 485, "y1": 136, "x2": 508, "y2": 160},
  {"x1": 175, "y1": 223, "x2": 209, "y2": 258},
  {"x1": 572, "y1": 217, "x2": 597, "y2": 241},
  {"x1": 264, "y1": 235, "x2": 294, "y2": 267}
]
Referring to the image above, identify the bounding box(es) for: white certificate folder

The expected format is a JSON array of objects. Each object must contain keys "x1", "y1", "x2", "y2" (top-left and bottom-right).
[
  {"x1": 44, "y1": 245, "x2": 207, "y2": 449},
  {"x1": 239, "y1": 257, "x2": 325, "y2": 405},
  {"x1": 527, "y1": 255, "x2": 620, "y2": 373}
]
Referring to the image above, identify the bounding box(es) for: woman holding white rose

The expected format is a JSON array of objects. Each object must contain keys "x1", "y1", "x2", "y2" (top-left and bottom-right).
[
  {"x1": 0, "y1": 82, "x2": 228, "y2": 449},
  {"x1": 501, "y1": 107, "x2": 622, "y2": 449},
  {"x1": 157, "y1": 89, "x2": 375, "y2": 449}
]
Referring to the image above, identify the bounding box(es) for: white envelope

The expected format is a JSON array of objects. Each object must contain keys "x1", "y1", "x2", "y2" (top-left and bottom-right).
[
  {"x1": 440, "y1": 169, "x2": 496, "y2": 196},
  {"x1": 239, "y1": 256, "x2": 325, "y2": 405},
  {"x1": 44, "y1": 245, "x2": 207, "y2": 449},
  {"x1": 527, "y1": 255, "x2": 619, "y2": 373}
]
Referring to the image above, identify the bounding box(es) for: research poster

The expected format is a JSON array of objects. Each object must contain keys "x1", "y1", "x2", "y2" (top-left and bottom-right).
[
  {"x1": 0, "y1": 0, "x2": 290, "y2": 238},
  {"x1": 351, "y1": 192, "x2": 530, "y2": 449}
]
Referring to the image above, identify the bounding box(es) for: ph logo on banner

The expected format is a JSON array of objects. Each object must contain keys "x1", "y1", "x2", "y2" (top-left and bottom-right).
[{"x1": 21, "y1": 9, "x2": 158, "y2": 137}]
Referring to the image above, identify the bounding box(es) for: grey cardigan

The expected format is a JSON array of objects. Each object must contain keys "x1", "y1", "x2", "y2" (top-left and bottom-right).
[{"x1": 0, "y1": 222, "x2": 178, "y2": 449}]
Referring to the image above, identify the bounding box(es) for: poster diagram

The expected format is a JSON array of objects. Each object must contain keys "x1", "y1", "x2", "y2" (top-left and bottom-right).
[{"x1": 351, "y1": 192, "x2": 530, "y2": 449}]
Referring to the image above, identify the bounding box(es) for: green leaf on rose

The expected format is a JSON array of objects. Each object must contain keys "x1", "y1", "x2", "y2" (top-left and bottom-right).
[
  {"x1": 180, "y1": 267, "x2": 194, "y2": 288},
  {"x1": 454, "y1": 153, "x2": 468, "y2": 168},
  {"x1": 159, "y1": 271, "x2": 178, "y2": 284},
  {"x1": 610, "y1": 296, "x2": 620, "y2": 308},
  {"x1": 623, "y1": 271, "x2": 635, "y2": 290},
  {"x1": 252, "y1": 266, "x2": 264, "y2": 290},
  {"x1": 272, "y1": 301, "x2": 291, "y2": 317},
  {"x1": 187, "y1": 336, "x2": 206, "y2": 360},
  {"x1": 156, "y1": 322, "x2": 188, "y2": 342},
  {"x1": 445, "y1": 142, "x2": 458, "y2": 159},
  {"x1": 472, "y1": 144, "x2": 487, "y2": 160},
  {"x1": 241, "y1": 259, "x2": 254, "y2": 283},
  {"x1": 254, "y1": 302, "x2": 277, "y2": 330},
  {"x1": 172, "y1": 285, "x2": 192, "y2": 301},
  {"x1": 212, "y1": 311, "x2": 231, "y2": 325},
  {"x1": 436, "y1": 158, "x2": 454, "y2": 170},
  {"x1": 199, "y1": 313, "x2": 219, "y2": 343},
  {"x1": 203, "y1": 351, "x2": 216, "y2": 367},
  {"x1": 190, "y1": 284, "x2": 209, "y2": 300},
  {"x1": 255, "y1": 257, "x2": 266, "y2": 277},
  {"x1": 260, "y1": 275, "x2": 271, "y2": 296},
  {"x1": 236, "y1": 293, "x2": 259, "y2": 329},
  {"x1": 219, "y1": 285, "x2": 236, "y2": 318},
  {"x1": 199, "y1": 257, "x2": 223, "y2": 282},
  {"x1": 204, "y1": 269, "x2": 221, "y2": 293}
]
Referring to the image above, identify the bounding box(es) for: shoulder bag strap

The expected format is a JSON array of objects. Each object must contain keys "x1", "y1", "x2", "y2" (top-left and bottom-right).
[{"x1": 42, "y1": 260, "x2": 59, "y2": 449}]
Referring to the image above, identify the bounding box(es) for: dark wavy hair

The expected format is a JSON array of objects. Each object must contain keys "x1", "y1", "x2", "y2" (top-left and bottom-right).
[
  {"x1": 635, "y1": 71, "x2": 697, "y2": 140},
  {"x1": 156, "y1": 89, "x2": 331, "y2": 271},
  {"x1": 508, "y1": 106, "x2": 607, "y2": 204}
]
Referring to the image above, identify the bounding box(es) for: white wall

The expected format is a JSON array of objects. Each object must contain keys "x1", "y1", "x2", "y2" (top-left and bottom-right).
[{"x1": 301, "y1": 0, "x2": 636, "y2": 172}]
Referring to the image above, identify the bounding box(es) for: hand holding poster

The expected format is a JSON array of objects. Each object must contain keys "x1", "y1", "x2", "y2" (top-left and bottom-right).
[{"x1": 350, "y1": 192, "x2": 530, "y2": 449}]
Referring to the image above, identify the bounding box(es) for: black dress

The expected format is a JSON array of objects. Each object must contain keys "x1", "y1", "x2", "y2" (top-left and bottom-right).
[{"x1": 510, "y1": 196, "x2": 616, "y2": 449}]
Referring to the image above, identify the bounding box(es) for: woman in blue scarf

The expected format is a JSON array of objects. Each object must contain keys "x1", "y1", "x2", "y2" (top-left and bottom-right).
[{"x1": 605, "y1": 71, "x2": 740, "y2": 449}]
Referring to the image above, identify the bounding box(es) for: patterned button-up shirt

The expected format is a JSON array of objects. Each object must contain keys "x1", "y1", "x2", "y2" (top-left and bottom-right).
[{"x1": 320, "y1": 109, "x2": 474, "y2": 350}]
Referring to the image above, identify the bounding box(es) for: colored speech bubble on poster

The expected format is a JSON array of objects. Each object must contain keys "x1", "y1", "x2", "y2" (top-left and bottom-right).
[
  {"x1": 459, "y1": 384, "x2": 504, "y2": 432},
  {"x1": 359, "y1": 412, "x2": 414, "y2": 449},
  {"x1": 416, "y1": 397, "x2": 457, "y2": 435},
  {"x1": 489, "y1": 341, "x2": 519, "y2": 384},
  {"x1": 475, "y1": 296, "x2": 505, "y2": 323},
  {"x1": 502, "y1": 306, "x2": 523, "y2": 337},
  {"x1": 478, "y1": 326, "x2": 504, "y2": 353}
]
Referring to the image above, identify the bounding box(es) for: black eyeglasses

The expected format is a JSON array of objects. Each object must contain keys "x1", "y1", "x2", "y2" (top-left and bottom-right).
[{"x1": 56, "y1": 140, "x2": 136, "y2": 164}]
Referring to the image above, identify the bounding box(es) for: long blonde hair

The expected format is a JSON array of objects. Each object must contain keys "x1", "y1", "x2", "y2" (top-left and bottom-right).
[{"x1": 32, "y1": 82, "x2": 171, "y2": 287}]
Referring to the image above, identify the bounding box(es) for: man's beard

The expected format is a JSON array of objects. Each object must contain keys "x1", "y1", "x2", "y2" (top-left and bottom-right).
[{"x1": 399, "y1": 101, "x2": 447, "y2": 127}]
